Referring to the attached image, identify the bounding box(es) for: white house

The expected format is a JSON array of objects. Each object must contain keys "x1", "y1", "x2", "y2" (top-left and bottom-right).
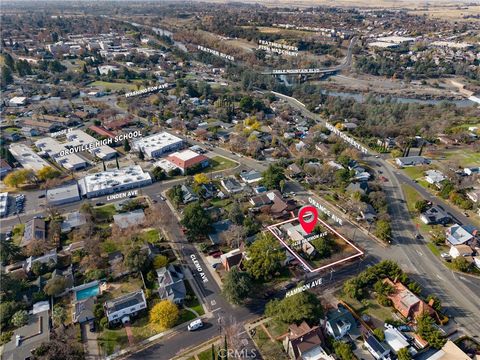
[
  {"x1": 364, "y1": 333, "x2": 390, "y2": 360},
  {"x1": 449, "y1": 244, "x2": 473, "y2": 259},
  {"x1": 425, "y1": 170, "x2": 446, "y2": 186},
  {"x1": 104, "y1": 290, "x2": 146, "y2": 324}
]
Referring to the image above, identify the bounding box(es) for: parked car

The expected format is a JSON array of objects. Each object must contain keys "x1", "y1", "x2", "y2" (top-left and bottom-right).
[
  {"x1": 38, "y1": 194, "x2": 46, "y2": 198},
  {"x1": 95, "y1": 202, "x2": 105, "y2": 206},
  {"x1": 89, "y1": 321, "x2": 95, "y2": 332},
  {"x1": 187, "y1": 319, "x2": 203, "y2": 331},
  {"x1": 441, "y1": 253, "x2": 452, "y2": 261}
]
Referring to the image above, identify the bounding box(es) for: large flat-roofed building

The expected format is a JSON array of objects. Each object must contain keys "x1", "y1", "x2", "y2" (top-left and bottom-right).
[
  {"x1": 166, "y1": 150, "x2": 209, "y2": 174},
  {"x1": 9, "y1": 143, "x2": 51, "y2": 172},
  {"x1": 132, "y1": 132, "x2": 183, "y2": 159},
  {"x1": 78, "y1": 165, "x2": 152, "y2": 198},
  {"x1": 0, "y1": 192, "x2": 8, "y2": 217},
  {"x1": 35, "y1": 137, "x2": 88, "y2": 171},
  {"x1": 66, "y1": 129, "x2": 117, "y2": 160},
  {"x1": 47, "y1": 183, "x2": 81, "y2": 206}
]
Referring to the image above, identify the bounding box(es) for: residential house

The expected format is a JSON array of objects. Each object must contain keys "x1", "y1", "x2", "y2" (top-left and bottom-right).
[
  {"x1": 395, "y1": 156, "x2": 430, "y2": 167},
  {"x1": 61, "y1": 211, "x2": 87, "y2": 233},
  {"x1": 466, "y1": 188, "x2": 480, "y2": 203},
  {"x1": 250, "y1": 190, "x2": 295, "y2": 218},
  {"x1": 449, "y1": 244, "x2": 474, "y2": 259},
  {"x1": 181, "y1": 184, "x2": 199, "y2": 204},
  {"x1": 324, "y1": 305, "x2": 359, "y2": 340},
  {"x1": 287, "y1": 163, "x2": 303, "y2": 178},
  {"x1": 425, "y1": 340, "x2": 471, "y2": 360},
  {"x1": 113, "y1": 210, "x2": 146, "y2": 229},
  {"x1": 221, "y1": 177, "x2": 243, "y2": 194},
  {"x1": 72, "y1": 297, "x2": 95, "y2": 324},
  {"x1": 200, "y1": 183, "x2": 219, "y2": 199},
  {"x1": 51, "y1": 266, "x2": 74, "y2": 294},
  {"x1": 1, "y1": 304, "x2": 50, "y2": 360},
  {"x1": 445, "y1": 224, "x2": 477, "y2": 246},
  {"x1": 239, "y1": 170, "x2": 262, "y2": 184},
  {"x1": 464, "y1": 167, "x2": 480, "y2": 176},
  {"x1": 104, "y1": 290, "x2": 147, "y2": 324},
  {"x1": 383, "y1": 324, "x2": 410, "y2": 354},
  {"x1": 425, "y1": 170, "x2": 446, "y2": 187},
  {"x1": 24, "y1": 249, "x2": 58, "y2": 273},
  {"x1": 364, "y1": 333, "x2": 390, "y2": 360},
  {"x1": 327, "y1": 160, "x2": 344, "y2": 170},
  {"x1": 383, "y1": 278, "x2": 437, "y2": 321},
  {"x1": 208, "y1": 220, "x2": 232, "y2": 245},
  {"x1": 346, "y1": 181, "x2": 370, "y2": 195},
  {"x1": 360, "y1": 204, "x2": 377, "y2": 222},
  {"x1": 157, "y1": 265, "x2": 186, "y2": 305},
  {"x1": 21, "y1": 218, "x2": 46, "y2": 248},
  {"x1": 220, "y1": 249, "x2": 244, "y2": 271},
  {"x1": 377, "y1": 137, "x2": 396, "y2": 149},
  {"x1": 283, "y1": 321, "x2": 333, "y2": 360},
  {"x1": 420, "y1": 206, "x2": 451, "y2": 225}
]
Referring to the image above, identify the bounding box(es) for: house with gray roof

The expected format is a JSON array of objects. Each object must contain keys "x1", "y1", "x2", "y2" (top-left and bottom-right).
[
  {"x1": 324, "y1": 305, "x2": 360, "y2": 340},
  {"x1": 47, "y1": 183, "x2": 81, "y2": 206},
  {"x1": 220, "y1": 177, "x2": 243, "y2": 194},
  {"x1": 157, "y1": 265, "x2": 186, "y2": 304},
  {"x1": 240, "y1": 170, "x2": 262, "y2": 184},
  {"x1": 445, "y1": 224, "x2": 477, "y2": 246},
  {"x1": 104, "y1": 290, "x2": 147, "y2": 324},
  {"x1": 1, "y1": 307, "x2": 50, "y2": 360},
  {"x1": 72, "y1": 297, "x2": 95, "y2": 324},
  {"x1": 420, "y1": 206, "x2": 451, "y2": 225},
  {"x1": 61, "y1": 211, "x2": 87, "y2": 233},
  {"x1": 181, "y1": 184, "x2": 198, "y2": 204},
  {"x1": 113, "y1": 209, "x2": 146, "y2": 229},
  {"x1": 395, "y1": 156, "x2": 430, "y2": 167},
  {"x1": 21, "y1": 218, "x2": 45, "y2": 248}
]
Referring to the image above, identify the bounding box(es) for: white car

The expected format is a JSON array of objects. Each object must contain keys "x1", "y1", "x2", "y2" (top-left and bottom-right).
[
  {"x1": 187, "y1": 319, "x2": 204, "y2": 331},
  {"x1": 440, "y1": 253, "x2": 451, "y2": 260}
]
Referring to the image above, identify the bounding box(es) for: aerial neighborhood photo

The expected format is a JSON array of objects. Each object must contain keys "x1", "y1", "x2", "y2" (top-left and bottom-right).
[{"x1": 1, "y1": 0, "x2": 480, "y2": 359}]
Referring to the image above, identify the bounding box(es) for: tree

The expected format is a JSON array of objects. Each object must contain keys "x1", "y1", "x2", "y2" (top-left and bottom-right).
[
  {"x1": 265, "y1": 292, "x2": 323, "y2": 324},
  {"x1": 153, "y1": 254, "x2": 169, "y2": 268},
  {"x1": 426, "y1": 295, "x2": 442, "y2": 312},
  {"x1": 228, "y1": 201, "x2": 244, "y2": 225},
  {"x1": 261, "y1": 164, "x2": 285, "y2": 190},
  {"x1": 12, "y1": 310, "x2": 28, "y2": 328},
  {"x1": 167, "y1": 185, "x2": 184, "y2": 205},
  {"x1": 1, "y1": 66, "x2": 14, "y2": 88},
  {"x1": 125, "y1": 245, "x2": 151, "y2": 272},
  {"x1": 3, "y1": 169, "x2": 34, "y2": 188},
  {"x1": 181, "y1": 202, "x2": 212, "y2": 239},
  {"x1": 44, "y1": 277, "x2": 67, "y2": 297},
  {"x1": 52, "y1": 305, "x2": 66, "y2": 328},
  {"x1": 452, "y1": 256, "x2": 470, "y2": 272},
  {"x1": 375, "y1": 219, "x2": 392, "y2": 242},
  {"x1": 124, "y1": 139, "x2": 131, "y2": 152},
  {"x1": 244, "y1": 232, "x2": 285, "y2": 280},
  {"x1": 0, "y1": 238, "x2": 21, "y2": 264},
  {"x1": 224, "y1": 224, "x2": 246, "y2": 249},
  {"x1": 193, "y1": 173, "x2": 209, "y2": 185},
  {"x1": 222, "y1": 267, "x2": 252, "y2": 305},
  {"x1": 416, "y1": 314, "x2": 446, "y2": 349},
  {"x1": 373, "y1": 328, "x2": 385, "y2": 341},
  {"x1": 36, "y1": 166, "x2": 61, "y2": 182},
  {"x1": 149, "y1": 300, "x2": 179, "y2": 330},
  {"x1": 138, "y1": 149, "x2": 145, "y2": 160},
  {"x1": 33, "y1": 328, "x2": 84, "y2": 359},
  {"x1": 310, "y1": 236, "x2": 334, "y2": 259},
  {"x1": 333, "y1": 341, "x2": 355, "y2": 360},
  {"x1": 397, "y1": 347, "x2": 412, "y2": 360},
  {"x1": 3, "y1": 53, "x2": 15, "y2": 70},
  {"x1": 414, "y1": 200, "x2": 429, "y2": 213}
]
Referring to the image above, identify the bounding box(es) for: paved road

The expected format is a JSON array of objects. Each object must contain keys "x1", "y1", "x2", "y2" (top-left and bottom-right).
[{"x1": 277, "y1": 93, "x2": 480, "y2": 338}]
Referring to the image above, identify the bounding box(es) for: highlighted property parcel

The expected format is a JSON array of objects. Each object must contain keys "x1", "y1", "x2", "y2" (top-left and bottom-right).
[{"x1": 267, "y1": 215, "x2": 364, "y2": 273}]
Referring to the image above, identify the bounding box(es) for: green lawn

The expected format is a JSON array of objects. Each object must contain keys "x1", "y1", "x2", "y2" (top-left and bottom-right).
[
  {"x1": 339, "y1": 293, "x2": 394, "y2": 324},
  {"x1": 401, "y1": 184, "x2": 423, "y2": 213},
  {"x1": 403, "y1": 166, "x2": 427, "y2": 180},
  {"x1": 98, "y1": 328, "x2": 128, "y2": 355},
  {"x1": 252, "y1": 327, "x2": 288, "y2": 360},
  {"x1": 93, "y1": 204, "x2": 117, "y2": 223},
  {"x1": 88, "y1": 81, "x2": 138, "y2": 91},
  {"x1": 197, "y1": 348, "x2": 214, "y2": 360},
  {"x1": 4, "y1": 127, "x2": 21, "y2": 133},
  {"x1": 184, "y1": 281, "x2": 205, "y2": 316},
  {"x1": 138, "y1": 229, "x2": 161, "y2": 243},
  {"x1": 263, "y1": 318, "x2": 289, "y2": 339},
  {"x1": 209, "y1": 198, "x2": 232, "y2": 208},
  {"x1": 445, "y1": 149, "x2": 480, "y2": 167},
  {"x1": 101, "y1": 241, "x2": 119, "y2": 254},
  {"x1": 207, "y1": 156, "x2": 237, "y2": 172},
  {"x1": 130, "y1": 316, "x2": 158, "y2": 342},
  {"x1": 12, "y1": 223, "x2": 25, "y2": 246},
  {"x1": 427, "y1": 242, "x2": 441, "y2": 256}
]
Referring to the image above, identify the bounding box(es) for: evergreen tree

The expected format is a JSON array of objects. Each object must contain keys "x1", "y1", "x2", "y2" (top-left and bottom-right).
[
  {"x1": 124, "y1": 139, "x2": 131, "y2": 152},
  {"x1": 138, "y1": 149, "x2": 145, "y2": 160}
]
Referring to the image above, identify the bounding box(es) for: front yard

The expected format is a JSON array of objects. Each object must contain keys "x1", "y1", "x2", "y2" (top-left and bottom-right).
[{"x1": 207, "y1": 156, "x2": 237, "y2": 172}]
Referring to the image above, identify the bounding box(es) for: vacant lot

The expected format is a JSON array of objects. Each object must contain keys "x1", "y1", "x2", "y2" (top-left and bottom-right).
[
  {"x1": 208, "y1": 156, "x2": 238, "y2": 172},
  {"x1": 88, "y1": 81, "x2": 138, "y2": 91}
]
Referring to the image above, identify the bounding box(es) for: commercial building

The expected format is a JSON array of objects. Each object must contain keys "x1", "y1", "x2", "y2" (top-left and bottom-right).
[
  {"x1": 35, "y1": 137, "x2": 88, "y2": 171},
  {"x1": 9, "y1": 143, "x2": 51, "y2": 172},
  {"x1": 132, "y1": 132, "x2": 183, "y2": 159},
  {"x1": 0, "y1": 192, "x2": 8, "y2": 217},
  {"x1": 66, "y1": 129, "x2": 117, "y2": 160},
  {"x1": 8, "y1": 96, "x2": 27, "y2": 106},
  {"x1": 78, "y1": 165, "x2": 152, "y2": 198},
  {"x1": 47, "y1": 183, "x2": 81, "y2": 206},
  {"x1": 166, "y1": 149, "x2": 209, "y2": 174}
]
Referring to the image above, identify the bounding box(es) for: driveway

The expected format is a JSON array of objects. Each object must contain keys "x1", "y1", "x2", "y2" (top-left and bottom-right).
[{"x1": 81, "y1": 321, "x2": 101, "y2": 359}]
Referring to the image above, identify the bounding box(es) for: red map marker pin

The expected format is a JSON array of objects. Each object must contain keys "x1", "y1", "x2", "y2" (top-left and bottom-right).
[{"x1": 298, "y1": 205, "x2": 318, "y2": 234}]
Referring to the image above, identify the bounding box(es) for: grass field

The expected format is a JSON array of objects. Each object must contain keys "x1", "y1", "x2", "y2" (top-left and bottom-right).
[
  {"x1": 263, "y1": 318, "x2": 289, "y2": 339},
  {"x1": 252, "y1": 326, "x2": 288, "y2": 360},
  {"x1": 197, "y1": 348, "x2": 214, "y2": 360},
  {"x1": 403, "y1": 166, "x2": 427, "y2": 180},
  {"x1": 98, "y1": 328, "x2": 128, "y2": 355},
  {"x1": 401, "y1": 184, "x2": 423, "y2": 213},
  {"x1": 445, "y1": 149, "x2": 480, "y2": 167},
  {"x1": 88, "y1": 81, "x2": 139, "y2": 91},
  {"x1": 208, "y1": 156, "x2": 238, "y2": 172},
  {"x1": 93, "y1": 204, "x2": 117, "y2": 222}
]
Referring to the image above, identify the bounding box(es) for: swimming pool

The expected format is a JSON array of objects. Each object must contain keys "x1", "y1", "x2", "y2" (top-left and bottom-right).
[{"x1": 75, "y1": 284, "x2": 100, "y2": 301}]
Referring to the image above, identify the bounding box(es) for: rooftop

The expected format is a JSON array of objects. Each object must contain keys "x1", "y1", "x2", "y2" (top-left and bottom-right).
[{"x1": 9, "y1": 143, "x2": 50, "y2": 171}]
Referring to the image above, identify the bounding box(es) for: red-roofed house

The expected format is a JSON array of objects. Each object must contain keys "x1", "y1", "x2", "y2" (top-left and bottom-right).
[
  {"x1": 383, "y1": 278, "x2": 437, "y2": 322},
  {"x1": 88, "y1": 125, "x2": 116, "y2": 139},
  {"x1": 166, "y1": 150, "x2": 209, "y2": 174}
]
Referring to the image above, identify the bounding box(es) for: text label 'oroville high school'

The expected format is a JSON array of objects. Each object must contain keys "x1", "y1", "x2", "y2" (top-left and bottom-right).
[
  {"x1": 285, "y1": 278, "x2": 323, "y2": 298},
  {"x1": 190, "y1": 254, "x2": 208, "y2": 283},
  {"x1": 58, "y1": 130, "x2": 142, "y2": 157}
]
